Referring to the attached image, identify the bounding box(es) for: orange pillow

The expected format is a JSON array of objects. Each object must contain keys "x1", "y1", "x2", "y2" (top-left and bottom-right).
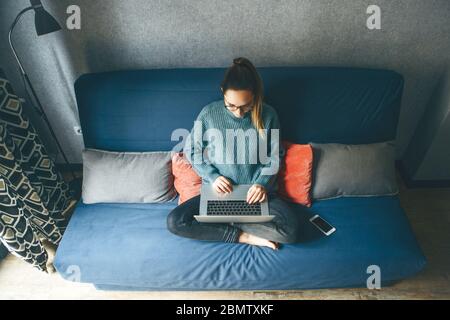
[
  {"x1": 277, "y1": 141, "x2": 313, "y2": 207},
  {"x1": 172, "y1": 152, "x2": 202, "y2": 204}
]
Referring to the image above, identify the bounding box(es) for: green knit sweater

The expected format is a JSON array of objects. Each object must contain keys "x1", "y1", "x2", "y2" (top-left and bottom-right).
[{"x1": 184, "y1": 99, "x2": 283, "y2": 191}]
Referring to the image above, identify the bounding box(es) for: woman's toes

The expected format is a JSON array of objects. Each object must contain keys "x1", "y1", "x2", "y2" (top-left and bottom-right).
[
  {"x1": 240, "y1": 233, "x2": 281, "y2": 250},
  {"x1": 266, "y1": 241, "x2": 278, "y2": 250}
]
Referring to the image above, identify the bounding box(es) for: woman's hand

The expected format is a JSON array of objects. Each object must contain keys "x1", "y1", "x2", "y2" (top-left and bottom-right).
[
  {"x1": 247, "y1": 184, "x2": 267, "y2": 204},
  {"x1": 213, "y1": 176, "x2": 233, "y2": 194}
]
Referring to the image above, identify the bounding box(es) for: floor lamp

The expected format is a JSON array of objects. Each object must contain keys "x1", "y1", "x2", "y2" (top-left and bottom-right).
[{"x1": 8, "y1": 0, "x2": 81, "y2": 196}]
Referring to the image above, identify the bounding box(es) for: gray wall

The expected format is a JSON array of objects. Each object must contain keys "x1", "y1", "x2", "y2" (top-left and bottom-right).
[
  {"x1": 404, "y1": 68, "x2": 450, "y2": 180},
  {"x1": 0, "y1": 0, "x2": 449, "y2": 177}
]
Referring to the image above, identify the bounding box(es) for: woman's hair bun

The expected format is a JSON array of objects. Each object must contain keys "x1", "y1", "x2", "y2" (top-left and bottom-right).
[{"x1": 233, "y1": 57, "x2": 249, "y2": 68}]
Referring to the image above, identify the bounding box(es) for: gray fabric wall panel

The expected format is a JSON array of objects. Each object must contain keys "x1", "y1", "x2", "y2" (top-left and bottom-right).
[
  {"x1": 403, "y1": 69, "x2": 450, "y2": 180},
  {"x1": 0, "y1": 0, "x2": 449, "y2": 172},
  {"x1": 412, "y1": 69, "x2": 450, "y2": 180},
  {"x1": 416, "y1": 115, "x2": 450, "y2": 180}
]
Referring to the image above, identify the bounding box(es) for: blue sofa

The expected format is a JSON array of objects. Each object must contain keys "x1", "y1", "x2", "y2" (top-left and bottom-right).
[{"x1": 54, "y1": 67, "x2": 426, "y2": 290}]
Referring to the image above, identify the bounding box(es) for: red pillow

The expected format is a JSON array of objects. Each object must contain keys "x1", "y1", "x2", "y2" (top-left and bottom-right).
[
  {"x1": 172, "y1": 152, "x2": 202, "y2": 204},
  {"x1": 277, "y1": 141, "x2": 313, "y2": 207}
]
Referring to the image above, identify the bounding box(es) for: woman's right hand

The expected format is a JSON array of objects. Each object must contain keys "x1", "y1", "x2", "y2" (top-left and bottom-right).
[{"x1": 213, "y1": 176, "x2": 233, "y2": 194}]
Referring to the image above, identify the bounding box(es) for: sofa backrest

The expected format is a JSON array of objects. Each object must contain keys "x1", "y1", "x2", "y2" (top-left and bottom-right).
[{"x1": 75, "y1": 67, "x2": 404, "y2": 151}]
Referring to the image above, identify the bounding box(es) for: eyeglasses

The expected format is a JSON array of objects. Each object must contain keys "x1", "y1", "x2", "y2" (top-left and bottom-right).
[{"x1": 223, "y1": 96, "x2": 254, "y2": 112}]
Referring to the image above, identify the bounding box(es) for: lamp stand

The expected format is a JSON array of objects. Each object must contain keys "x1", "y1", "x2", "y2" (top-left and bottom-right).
[{"x1": 8, "y1": 6, "x2": 81, "y2": 195}]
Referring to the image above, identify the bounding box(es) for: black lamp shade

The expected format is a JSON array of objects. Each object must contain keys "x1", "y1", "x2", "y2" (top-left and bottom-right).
[{"x1": 34, "y1": 7, "x2": 61, "y2": 36}]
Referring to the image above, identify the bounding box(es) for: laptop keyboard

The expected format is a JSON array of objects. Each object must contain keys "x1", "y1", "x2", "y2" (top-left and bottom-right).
[{"x1": 207, "y1": 200, "x2": 262, "y2": 216}]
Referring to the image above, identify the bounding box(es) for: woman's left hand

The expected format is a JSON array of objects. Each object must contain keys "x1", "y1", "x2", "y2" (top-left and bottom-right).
[{"x1": 247, "y1": 184, "x2": 267, "y2": 204}]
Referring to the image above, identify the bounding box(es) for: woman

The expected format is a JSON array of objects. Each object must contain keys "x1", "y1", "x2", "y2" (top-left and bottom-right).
[{"x1": 167, "y1": 57, "x2": 302, "y2": 250}]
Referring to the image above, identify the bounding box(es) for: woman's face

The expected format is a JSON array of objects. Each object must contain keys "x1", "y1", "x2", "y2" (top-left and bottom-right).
[{"x1": 223, "y1": 89, "x2": 254, "y2": 118}]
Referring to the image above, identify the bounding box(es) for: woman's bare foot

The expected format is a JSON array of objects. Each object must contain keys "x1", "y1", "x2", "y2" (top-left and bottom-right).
[{"x1": 238, "y1": 232, "x2": 280, "y2": 250}]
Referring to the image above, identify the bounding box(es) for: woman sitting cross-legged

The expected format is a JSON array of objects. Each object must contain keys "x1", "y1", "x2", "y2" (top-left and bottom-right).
[{"x1": 167, "y1": 57, "x2": 305, "y2": 250}]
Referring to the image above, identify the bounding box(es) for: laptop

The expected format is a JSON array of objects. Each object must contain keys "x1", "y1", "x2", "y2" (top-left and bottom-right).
[{"x1": 194, "y1": 184, "x2": 275, "y2": 223}]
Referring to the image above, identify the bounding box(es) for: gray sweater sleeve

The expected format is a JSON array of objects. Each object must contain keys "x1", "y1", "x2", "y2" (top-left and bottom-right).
[{"x1": 184, "y1": 110, "x2": 221, "y2": 184}]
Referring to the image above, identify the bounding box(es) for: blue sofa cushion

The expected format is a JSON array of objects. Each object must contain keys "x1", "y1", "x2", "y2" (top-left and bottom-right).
[
  {"x1": 54, "y1": 196, "x2": 426, "y2": 290},
  {"x1": 75, "y1": 67, "x2": 403, "y2": 152}
]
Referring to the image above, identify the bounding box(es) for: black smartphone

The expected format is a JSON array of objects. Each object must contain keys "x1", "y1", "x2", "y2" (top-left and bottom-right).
[{"x1": 309, "y1": 215, "x2": 336, "y2": 236}]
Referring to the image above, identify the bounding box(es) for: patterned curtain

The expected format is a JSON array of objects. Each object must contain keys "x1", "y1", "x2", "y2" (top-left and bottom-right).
[{"x1": 0, "y1": 73, "x2": 75, "y2": 272}]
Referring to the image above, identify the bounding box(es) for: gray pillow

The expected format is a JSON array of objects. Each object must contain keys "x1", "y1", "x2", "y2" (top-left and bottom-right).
[
  {"x1": 310, "y1": 141, "x2": 398, "y2": 200},
  {"x1": 82, "y1": 149, "x2": 177, "y2": 204}
]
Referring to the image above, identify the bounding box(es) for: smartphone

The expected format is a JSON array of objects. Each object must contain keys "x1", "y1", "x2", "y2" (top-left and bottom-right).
[{"x1": 309, "y1": 215, "x2": 336, "y2": 236}]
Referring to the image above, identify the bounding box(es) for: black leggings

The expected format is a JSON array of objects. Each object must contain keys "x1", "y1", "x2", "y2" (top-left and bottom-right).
[{"x1": 167, "y1": 194, "x2": 304, "y2": 244}]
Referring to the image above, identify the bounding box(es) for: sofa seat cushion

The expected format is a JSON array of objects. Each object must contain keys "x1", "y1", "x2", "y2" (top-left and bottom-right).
[{"x1": 54, "y1": 196, "x2": 426, "y2": 290}]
